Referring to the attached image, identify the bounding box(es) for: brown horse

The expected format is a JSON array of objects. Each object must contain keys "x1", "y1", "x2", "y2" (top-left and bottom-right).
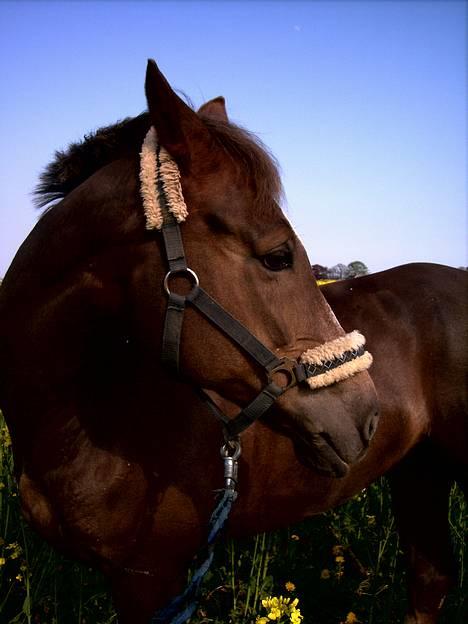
[{"x1": 0, "y1": 61, "x2": 465, "y2": 624}]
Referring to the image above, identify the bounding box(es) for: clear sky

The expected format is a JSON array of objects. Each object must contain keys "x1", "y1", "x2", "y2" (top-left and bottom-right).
[{"x1": 0, "y1": 0, "x2": 466, "y2": 277}]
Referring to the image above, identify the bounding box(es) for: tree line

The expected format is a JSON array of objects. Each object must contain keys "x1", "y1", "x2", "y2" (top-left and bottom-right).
[{"x1": 311, "y1": 261, "x2": 369, "y2": 280}]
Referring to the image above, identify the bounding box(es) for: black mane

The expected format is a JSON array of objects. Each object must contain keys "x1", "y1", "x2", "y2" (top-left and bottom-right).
[
  {"x1": 34, "y1": 113, "x2": 150, "y2": 208},
  {"x1": 34, "y1": 111, "x2": 282, "y2": 211}
]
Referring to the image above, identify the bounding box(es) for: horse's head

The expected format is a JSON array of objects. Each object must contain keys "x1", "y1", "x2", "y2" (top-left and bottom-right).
[{"x1": 134, "y1": 61, "x2": 379, "y2": 477}]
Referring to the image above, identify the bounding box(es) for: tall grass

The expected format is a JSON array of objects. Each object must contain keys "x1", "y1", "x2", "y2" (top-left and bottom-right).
[{"x1": 0, "y1": 410, "x2": 466, "y2": 623}]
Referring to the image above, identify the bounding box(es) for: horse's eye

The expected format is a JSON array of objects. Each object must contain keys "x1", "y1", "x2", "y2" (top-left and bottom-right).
[{"x1": 261, "y1": 249, "x2": 293, "y2": 271}]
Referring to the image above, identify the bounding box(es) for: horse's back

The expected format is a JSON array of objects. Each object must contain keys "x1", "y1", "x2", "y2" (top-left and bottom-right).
[
  {"x1": 323, "y1": 262, "x2": 467, "y2": 356},
  {"x1": 324, "y1": 262, "x2": 466, "y2": 306},
  {"x1": 323, "y1": 262, "x2": 467, "y2": 369}
]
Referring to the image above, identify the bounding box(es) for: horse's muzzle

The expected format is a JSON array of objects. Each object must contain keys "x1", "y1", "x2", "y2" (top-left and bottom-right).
[
  {"x1": 301, "y1": 409, "x2": 379, "y2": 478},
  {"x1": 278, "y1": 374, "x2": 380, "y2": 478}
]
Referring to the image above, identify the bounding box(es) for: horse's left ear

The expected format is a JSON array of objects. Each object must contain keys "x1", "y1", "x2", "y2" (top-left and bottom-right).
[
  {"x1": 145, "y1": 59, "x2": 211, "y2": 172},
  {"x1": 198, "y1": 97, "x2": 229, "y2": 122}
]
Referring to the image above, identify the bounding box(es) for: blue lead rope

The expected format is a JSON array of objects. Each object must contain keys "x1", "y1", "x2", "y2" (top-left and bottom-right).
[{"x1": 150, "y1": 487, "x2": 238, "y2": 624}]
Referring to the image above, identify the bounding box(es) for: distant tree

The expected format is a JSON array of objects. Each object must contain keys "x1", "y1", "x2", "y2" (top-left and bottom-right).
[
  {"x1": 311, "y1": 264, "x2": 329, "y2": 280},
  {"x1": 347, "y1": 261, "x2": 368, "y2": 277},
  {"x1": 312, "y1": 261, "x2": 369, "y2": 280},
  {"x1": 328, "y1": 263, "x2": 351, "y2": 280}
]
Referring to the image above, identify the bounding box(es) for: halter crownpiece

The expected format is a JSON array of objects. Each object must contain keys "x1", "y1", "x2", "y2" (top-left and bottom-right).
[{"x1": 139, "y1": 126, "x2": 373, "y2": 438}]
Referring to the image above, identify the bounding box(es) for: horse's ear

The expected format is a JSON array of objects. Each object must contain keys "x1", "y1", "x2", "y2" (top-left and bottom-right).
[
  {"x1": 145, "y1": 59, "x2": 210, "y2": 171},
  {"x1": 198, "y1": 97, "x2": 229, "y2": 122}
]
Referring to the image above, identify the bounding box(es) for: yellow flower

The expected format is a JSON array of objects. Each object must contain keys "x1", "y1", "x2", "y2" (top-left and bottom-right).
[
  {"x1": 285, "y1": 581, "x2": 296, "y2": 592},
  {"x1": 345, "y1": 612, "x2": 359, "y2": 623},
  {"x1": 332, "y1": 545, "x2": 343, "y2": 556},
  {"x1": 15, "y1": 574, "x2": 23, "y2": 582},
  {"x1": 289, "y1": 599, "x2": 303, "y2": 623},
  {"x1": 320, "y1": 568, "x2": 331, "y2": 579},
  {"x1": 259, "y1": 594, "x2": 305, "y2": 623},
  {"x1": 261, "y1": 596, "x2": 292, "y2": 620},
  {"x1": 6, "y1": 542, "x2": 22, "y2": 560},
  {"x1": 290, "y1": 609, "x2": 303, "y2": 624},
  {"x1": 0, "y1": 558, "x2": 5, "y2": 566},
  {"x1": 335, "y1": 555, "x2": 345, "y2": 563}
]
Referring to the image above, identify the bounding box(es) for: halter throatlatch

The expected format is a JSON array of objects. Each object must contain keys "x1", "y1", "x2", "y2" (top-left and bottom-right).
[{"x1": 140, "y1": 127, "x2": 373, "y2": 441}]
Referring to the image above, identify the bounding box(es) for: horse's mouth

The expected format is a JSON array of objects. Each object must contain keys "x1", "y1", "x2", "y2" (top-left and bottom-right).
[
  {"x1": 294, "y1": 434, "x2": 351, "y2": 478},
  {"x1": 200, "y1": 388, "x2": 352, "y2": 478}
]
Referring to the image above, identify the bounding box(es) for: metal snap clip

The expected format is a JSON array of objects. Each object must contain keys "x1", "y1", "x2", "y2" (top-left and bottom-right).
[
  {"x1": 220, "y1": 440, "x2": 241, "y2": 490},
  {"x1": 220, "y1": 440, "x2": 242, "y2": 461}
]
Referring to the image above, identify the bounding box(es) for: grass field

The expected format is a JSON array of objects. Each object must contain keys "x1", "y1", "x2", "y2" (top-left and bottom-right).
[{"x1": 0, "y1": 411, "x2": 466, "y2": 624}]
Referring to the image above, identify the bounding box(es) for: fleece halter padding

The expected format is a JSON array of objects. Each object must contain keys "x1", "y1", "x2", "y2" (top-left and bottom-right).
[
  {"x1": 139, "y1": 126, "x2": 372, "y2": 395},
  {"x1": 300, "y1": 330, "x2": 372, "y2": 389},
  {"x1": 140, "y1": 126, "x2": 188, "y2": 229}
]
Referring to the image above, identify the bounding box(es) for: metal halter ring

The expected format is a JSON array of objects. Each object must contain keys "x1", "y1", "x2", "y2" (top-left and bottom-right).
[
  {"x1": 220, "y1": 440, "x2": 242, "y2": 461},
  {"x1": 163, "y1": 268, "x2": 199, "y2": 297},
  {"x1": 267, "y1": 357, "x2": 300, "y2": 390}
]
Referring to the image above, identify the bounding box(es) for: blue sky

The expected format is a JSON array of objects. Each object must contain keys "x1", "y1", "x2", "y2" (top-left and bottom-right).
[{"x1": 0, "y1": 0, "x2": 466, "y2": 276}]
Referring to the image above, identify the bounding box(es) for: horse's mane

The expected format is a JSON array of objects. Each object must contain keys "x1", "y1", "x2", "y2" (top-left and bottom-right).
[{"x1": 34, "y1": 111, "x2": 283, "y2": 210}]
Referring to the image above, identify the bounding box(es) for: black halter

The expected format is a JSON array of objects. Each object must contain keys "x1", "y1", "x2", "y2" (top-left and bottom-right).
[{"x1": 158, "y1": 207, "x2": 365, "y2": 441}]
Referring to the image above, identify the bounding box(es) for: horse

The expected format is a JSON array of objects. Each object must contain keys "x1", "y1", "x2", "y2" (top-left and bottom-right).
[
  {"x1": 0, "y1": 60, "x2": 465, "y2": 624},
  {"x1": 323, "y1": 265, "x2": 467, "y2": 623}
]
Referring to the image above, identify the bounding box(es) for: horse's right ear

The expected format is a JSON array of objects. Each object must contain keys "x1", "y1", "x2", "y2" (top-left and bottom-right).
[{"x1": 145, "y1": 59, "x2": 210, "y2": 172}]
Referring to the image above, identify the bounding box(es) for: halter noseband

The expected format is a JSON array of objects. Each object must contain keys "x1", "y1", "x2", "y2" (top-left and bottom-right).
[{"x1": 140, "y1": 127, "x2": 372, "y2": 441}]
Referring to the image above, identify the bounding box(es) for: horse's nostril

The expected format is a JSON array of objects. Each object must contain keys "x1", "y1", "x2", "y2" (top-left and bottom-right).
[{"x1": 364, "y1": 412, "x2": 379, "y2": 442}]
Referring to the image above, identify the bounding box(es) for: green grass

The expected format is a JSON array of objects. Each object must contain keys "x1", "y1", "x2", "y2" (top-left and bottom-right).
[{"x1": 0, "y1": 411, "x2": 466, "y2": 623}]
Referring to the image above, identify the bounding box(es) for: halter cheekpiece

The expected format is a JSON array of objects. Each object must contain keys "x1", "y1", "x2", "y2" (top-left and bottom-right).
[{"x1": 139, "y1": 126, "x2": 373, "y2": 441}]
